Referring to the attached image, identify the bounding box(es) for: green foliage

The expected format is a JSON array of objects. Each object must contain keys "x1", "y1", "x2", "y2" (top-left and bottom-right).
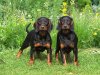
[
  {"x1": 72, "y1": 6, "x2": 100, "y2": 48},
  {"x1": 77, "y1": 0, "x2": 91, "y2": 9},
  {"x1": 0, "y1": 17, "x2": 26, "y2": 49},
  {"x1": 92, "y1": 0, "x2": 100, "y2": 5},
  {"x1": 0, "y1": 0, "x2": 100, "y2": 49}
]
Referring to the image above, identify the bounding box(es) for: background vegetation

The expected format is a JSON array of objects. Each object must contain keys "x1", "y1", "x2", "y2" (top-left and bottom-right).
[{"x1": 0, "y1": 0, "x2": 100, "y2": 50}]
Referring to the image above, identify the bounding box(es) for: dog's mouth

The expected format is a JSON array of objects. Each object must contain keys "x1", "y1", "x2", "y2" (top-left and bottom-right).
[
  {"x1": 62, "y1": 28, "x2": 70, "y2": 30},
  {"x1": 39, "y1": 29, "x2": 47, "y2": 32},
  {"x1": 38, "y1": 26, "x2": 48, "y2": 36},
  {"x1": 39, "y1": 26, "x2": 48, "y2": 31},
  {"x1": 62, "y1": 29, "x2": 70, "y2": 34},
  {"x1": 38, "y1": 30, "x2": 47, "y2": 36},
  {"x1": 61, "y1": 25, "x2": 70, "y2": 33},
  {"x1": 62, "y1": 25, "x2": 70, "y2": 30}
]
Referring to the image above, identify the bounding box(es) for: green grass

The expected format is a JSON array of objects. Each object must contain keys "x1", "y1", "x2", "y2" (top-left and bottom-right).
[{"x1": 0, "y1": 48, "x2": 100, "y2": 75}]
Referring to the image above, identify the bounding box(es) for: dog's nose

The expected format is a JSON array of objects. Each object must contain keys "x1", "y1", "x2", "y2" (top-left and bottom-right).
[
  {"x1": 66, "y1": 26, "x2": 70, "y2": 29},
  {"x1": 63, "y1": 25, "x2": 69, "y2": 29},
  {"x1": 64, "y1": 25, "x2": 67, "y2": 28},
  {"x1": 41, "y1": 26, "x2": 45, "y2": 29}
]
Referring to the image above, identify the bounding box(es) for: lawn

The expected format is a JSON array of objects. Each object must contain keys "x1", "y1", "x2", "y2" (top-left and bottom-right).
[{"x1": 0, "y1": 48, "x2": 100, "y2": 75}]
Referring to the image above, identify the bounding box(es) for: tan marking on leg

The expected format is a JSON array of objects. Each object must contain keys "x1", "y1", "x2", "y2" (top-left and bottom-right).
[
  {"x1": 47, "y1": 53, "x2": 51, "y2": 65},
  {"x1": 74, "y1": 56, "x2": 78, "y2": 66},
  {"x1": 56, "y1": 53, "x2": 59, "y2": 62},
  {"x1": 63, "y1": 54, "x2": 67, "y2": 66},
  {"x1": 60, "y1": 43, "x2": 65, "y2": 49},
  {"x1": 16, "y1": 50, "x2": 22, "y2": 58},
  {"x1": 29, "y1": 57, "x2": 34, "y2": 65}
]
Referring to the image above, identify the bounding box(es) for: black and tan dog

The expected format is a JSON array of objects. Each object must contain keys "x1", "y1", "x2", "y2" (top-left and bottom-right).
[
  {"x1": 55, "y1": 16, "x2": 78, "y2": 66},
  {"x1": 17, "y1": 17, "x2": 53, "y2": 65}
]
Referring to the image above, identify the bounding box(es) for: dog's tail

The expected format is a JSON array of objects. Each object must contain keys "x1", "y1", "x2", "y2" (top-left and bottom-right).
[{"x1": 26, "y1": 23, "x2": 31, "y2": 33}]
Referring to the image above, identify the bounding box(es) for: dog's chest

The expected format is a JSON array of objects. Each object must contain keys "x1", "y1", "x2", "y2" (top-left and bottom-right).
[
  {"x1": 59, "y1": 34, "x2": 74, "y2": 48},
  {"x1": 60, "y1": 35, "x2": 70, "y2": 42},
  {"x1": 34, "y1": 34, "x2": 48, "y2": 42}
]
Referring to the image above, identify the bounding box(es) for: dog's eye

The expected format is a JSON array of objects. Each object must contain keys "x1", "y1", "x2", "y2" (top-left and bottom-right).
[
  {"x1": 38, "y1": 20, "x2": 42, "y2": 23},
  {"x1": 61, "y1": 22, "x2": 64, "y2": 24},
  {"x1": 46, "y1": 24, "x2": 48, "y2": 26},
  {"x1": 44, "y1": 20, "x2": 47, "y2": 22},
  {"x1": 37, "y1": 22, "x2": 41, "y2": 26}
]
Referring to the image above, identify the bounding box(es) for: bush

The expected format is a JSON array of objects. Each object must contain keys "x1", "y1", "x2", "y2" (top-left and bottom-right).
[{"x1": 0, "y1": 0, "x2": 100, "y2": 50}]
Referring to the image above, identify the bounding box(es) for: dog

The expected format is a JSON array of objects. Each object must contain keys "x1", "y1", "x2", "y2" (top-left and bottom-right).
[
  {"x1": 29, "y1": 17, "x2": 53, "y2": 65},
  {"x1": 55, "y1": 16, "x2": 78, "y2": 66},
  {"x1": 17, "y1": 17, "x2": 53, "y2": 65}
]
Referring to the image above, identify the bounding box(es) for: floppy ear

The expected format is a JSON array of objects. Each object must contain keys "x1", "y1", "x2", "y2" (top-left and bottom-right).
[
  {"x1": 70, "y1": 18, "x2": 74, "y2": 31},
  {"x1": 56, "y1": 19, "x2": 61, "y2": 30},
  {"x1": 33, "y1": 22, "x2": 36, "y2": 29},
  {"x1": 33, "y1": 21, "x2": 39, "y2": 32},
  {"x1": 48, "y1": 19, "x2": 53, "y2": 32}
]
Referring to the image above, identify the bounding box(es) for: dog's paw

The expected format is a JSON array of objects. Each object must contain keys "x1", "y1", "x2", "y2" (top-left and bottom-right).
[
  {"x1": 74, "y1": 61, "x2": 79, "y2": 66},
  {"x1": 55, "y1": 53, "x2": 59, "y2": 62},
  {"x1": 47, "y1": 62, "x2": 51, "y2": 66},
  {"x1": 29, "y1": 60, "x2": 34, "y2": 65},
  {"x1": 63, "y1": 63, "x2": 67, "y2": 66}
]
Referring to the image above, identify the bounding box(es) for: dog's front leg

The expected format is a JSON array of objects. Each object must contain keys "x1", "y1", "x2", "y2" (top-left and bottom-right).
[
  {"x1": 60, "y1": 43, "x2": 67, "y2": 66},
  {"x1": 42, "y1": 42, "x2": 52, "y2": 65},
  {"x1": 60, "y1": 49, "x2": 66, "y2": 66},
  {"x1": 47, "y1": 47, "x2": 52, "y2": 65},
  {"x1": 73, "y1": 47, "x2": 78, "y2": 66},
  {"x1": 29, "y1": 47, "x2": 35, "y2": 65},
  {"x1": 55, "y1": 33, "x2": 60, "y2": 62}
]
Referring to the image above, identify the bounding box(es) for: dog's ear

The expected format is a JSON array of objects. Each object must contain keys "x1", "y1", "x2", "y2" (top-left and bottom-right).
[
  {"x1": 48, "y1": 19, "x2": 53, "y2": 32},
  {"x1": 33, "y1": 22, "x2": 36, "y2": 29},
  {"x1": 70, "y1": 17, "x2": 74, "y2": 31},
  {"x1": 56, "y1": 18, "x2": 61, "y2": 30},
  {"x1": 33, "y1": 21, "x2": 39, "y2": 32}
]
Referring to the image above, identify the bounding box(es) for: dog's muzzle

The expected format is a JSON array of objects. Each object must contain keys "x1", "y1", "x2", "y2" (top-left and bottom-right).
[
  {"x1": 62, "y1": 25, "x2": 70, "y2": 30},
  {"x1": 39, "y1": 25, "x2": 47, "y2": 31}
]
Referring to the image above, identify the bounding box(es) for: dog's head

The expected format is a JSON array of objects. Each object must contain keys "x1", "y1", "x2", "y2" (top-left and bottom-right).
[
  {"x1": 34, "y1": 17, "x2": 53, "y2": 33},
  {"x1": 57, "y1": 16, "x2": 74, "y2": 32}
]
